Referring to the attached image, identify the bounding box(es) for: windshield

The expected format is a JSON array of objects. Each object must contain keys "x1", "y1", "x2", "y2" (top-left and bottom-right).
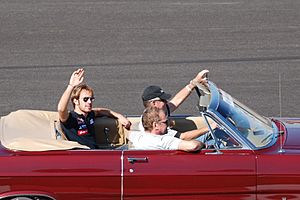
[{"x1": 216, "y1": 89, "x2": 275, "y2": 148}]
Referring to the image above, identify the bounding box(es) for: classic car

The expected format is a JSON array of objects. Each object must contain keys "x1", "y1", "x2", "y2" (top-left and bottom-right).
[{"x1": 0, "y1": 80, "x2": 300, "y2": 200}]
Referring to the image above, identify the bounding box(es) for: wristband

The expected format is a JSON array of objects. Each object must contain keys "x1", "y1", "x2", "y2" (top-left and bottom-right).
[
  {"x1": 185, "y1": 85, "x2": 192, "y2": 92},
  {"x1": 190, "y1": 79, "x2": 197, "y2": 87}
]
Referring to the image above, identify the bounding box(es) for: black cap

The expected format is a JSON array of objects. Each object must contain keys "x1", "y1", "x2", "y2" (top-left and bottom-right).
[{"x1": 142, "y1": 85, "x2": 172, "y2": 101}]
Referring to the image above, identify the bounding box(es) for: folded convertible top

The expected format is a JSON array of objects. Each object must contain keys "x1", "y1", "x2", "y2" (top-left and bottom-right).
[{"x1": 0, "y1": 109, "x2": 89, "y2": 151}]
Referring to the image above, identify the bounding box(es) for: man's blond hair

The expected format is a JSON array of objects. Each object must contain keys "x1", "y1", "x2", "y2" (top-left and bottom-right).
[{"x1": 142, "y1": 107, "x2": 166, "y2": 131}]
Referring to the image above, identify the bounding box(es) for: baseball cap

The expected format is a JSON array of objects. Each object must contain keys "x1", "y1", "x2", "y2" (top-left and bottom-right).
[{"x1": 142, "y1": 85, "x2": 172, "y2": 101}]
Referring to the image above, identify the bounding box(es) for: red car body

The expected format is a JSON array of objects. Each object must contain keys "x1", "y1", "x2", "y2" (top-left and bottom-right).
[{"x1": 0, "y1": 82, "x2": 299, "y2": 200}]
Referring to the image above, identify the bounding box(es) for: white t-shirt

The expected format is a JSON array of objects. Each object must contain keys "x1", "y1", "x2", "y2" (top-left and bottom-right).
[{"x1": 128, "y1": 131, "x2": 181, "y2": 150}]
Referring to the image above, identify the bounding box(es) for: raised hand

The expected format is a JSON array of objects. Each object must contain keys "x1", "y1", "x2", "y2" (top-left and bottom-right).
[
  {"x1": 193, "y1": 69, "x2": 209, "y2": 84},
  {"x1": 69, "y1": 68, "x2": 85, "y2": 87}
]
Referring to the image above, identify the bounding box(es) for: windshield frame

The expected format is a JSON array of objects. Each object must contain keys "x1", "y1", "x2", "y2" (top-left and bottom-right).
[{"x1": 204, "y1": 81, "x2": 278, "y2": 150}]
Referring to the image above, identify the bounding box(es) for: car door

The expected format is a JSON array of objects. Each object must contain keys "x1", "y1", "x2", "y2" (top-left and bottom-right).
[
  {"x1": 0, "y1": 150, "x2": 122, "y2": 200},
  {"x1": 123, "y1": 149, "x2": 256, "y2": 200},
  {"x1": 257, "y1": 153, "x2": 300, "y2": 200}
]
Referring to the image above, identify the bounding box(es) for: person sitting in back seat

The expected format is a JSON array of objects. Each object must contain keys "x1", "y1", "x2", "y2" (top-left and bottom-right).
[{"x1": 57, "y1": 68, "x2": 131, "y2": 149}]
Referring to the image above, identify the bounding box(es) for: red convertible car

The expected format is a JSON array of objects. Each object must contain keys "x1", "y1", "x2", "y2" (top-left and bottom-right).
[{"x1": 0, "y1": 81, "x2": 300, "y2": 200}]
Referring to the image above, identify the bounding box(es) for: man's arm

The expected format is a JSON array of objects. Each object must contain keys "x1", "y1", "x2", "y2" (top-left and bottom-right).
[
  {"x1": 178, "y1": 140, "x2": 204, "y2": 152},
  {"x1": 180, "y1": 127, "x2": 209, "y2": 140},
  {"x1": 93, "y1": 108, "x2": 131, "y2": 129},
  {"x1": 179, "y1": 122, "x2": 217, "y2": 140},
  {"x1": 168, "y1": 69, "x2": 209, "y2": 113},
  {"x1": 57, "y1": 84, "x2": 74, "y2": 123},
  {"x1": 57, "y1": 68, "x2": 84, "y2": 122}
]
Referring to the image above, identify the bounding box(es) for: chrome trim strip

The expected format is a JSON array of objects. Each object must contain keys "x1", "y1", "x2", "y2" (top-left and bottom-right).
[{"x1": 120, "y1": 150, "x2": 124, "y2": 200}]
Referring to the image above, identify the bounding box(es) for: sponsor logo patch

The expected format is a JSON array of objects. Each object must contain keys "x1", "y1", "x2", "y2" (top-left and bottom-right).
[{"x1": 77, "y1": 129, "x2": 88, "y2": 136}]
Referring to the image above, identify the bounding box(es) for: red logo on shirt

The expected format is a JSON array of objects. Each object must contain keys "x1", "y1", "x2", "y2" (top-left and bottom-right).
[{"x1": 77, "y1": 129, "x2": 88, "y2": 136}]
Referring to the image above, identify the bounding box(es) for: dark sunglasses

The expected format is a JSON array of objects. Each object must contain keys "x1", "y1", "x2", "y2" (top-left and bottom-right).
[
  {"x1": 151, "y1": 99, "x2": 167, "y2": 103},
  {"x1": 82, "y1": 97, "x2": 95, "y2": 102},
  {"x1": 159, "y1": 119, "x2": 169, "y2": 125}
]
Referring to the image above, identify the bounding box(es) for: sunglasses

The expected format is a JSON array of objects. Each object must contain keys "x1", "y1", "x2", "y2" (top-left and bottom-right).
[
  {"x1": 82, "y1": 97, "x2": 95, "y2": 102},
  {"x1": 159, "y1": 119, "x2": 169, "y2": 125},
  {"x1": 150, "y1": 99, "x2": 167, "y2": 104}
]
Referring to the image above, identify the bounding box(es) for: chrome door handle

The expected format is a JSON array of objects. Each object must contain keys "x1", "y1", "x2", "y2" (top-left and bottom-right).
[{"x1": 127, "y1": 157, "x2": 148, "y2": 164}]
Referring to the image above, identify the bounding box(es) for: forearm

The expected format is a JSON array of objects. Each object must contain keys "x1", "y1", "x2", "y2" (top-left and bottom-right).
[
  {"x1": 57, "y1": 84, "x2": 74, "y2": 121},
  {"x1": 168, "y1": 81, "x2": 196, "y2": 112},
  {"x1": 94, "y1": 108, "x2": 131, "y2": 129},
  {"x1": 178, "y1": 140, "x2": 203, "y2": 152},
  {"x1": 180, "y1": 126, "x2": 209, "y2": 140},
  {"x1": 58, "y1": 68, "x2": 85, "y2": 121},
  {"x1": 169, "y1": 69, "x2": 209, "y2": 112},
  {"x1": 94, "y1": 108, "x2": 121, "y2": 119}
]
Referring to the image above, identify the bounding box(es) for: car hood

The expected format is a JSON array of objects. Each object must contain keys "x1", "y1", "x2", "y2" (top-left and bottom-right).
[{"x1": 277, "y1": 118, "x2": 300, "y2": 149}]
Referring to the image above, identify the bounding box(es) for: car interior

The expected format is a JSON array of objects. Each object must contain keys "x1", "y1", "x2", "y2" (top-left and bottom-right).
[{"x1": 0, "y1": 109, "x2": 210, "y2": 151}]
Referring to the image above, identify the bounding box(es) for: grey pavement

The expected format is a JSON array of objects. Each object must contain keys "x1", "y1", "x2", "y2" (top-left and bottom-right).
[{"x1": 0, "y1": 0, "x2": 299, "y2": 117}]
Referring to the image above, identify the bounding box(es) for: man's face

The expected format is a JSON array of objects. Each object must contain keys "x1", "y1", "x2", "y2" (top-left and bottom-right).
[
  {"x1": 75, "y1": 89, "x2": 94, "y2": 114},
  {"x1": 150, "y1": 99, "x2": 167, "y2": 110},
  {"x1": 157, "y1": 110, "x2": 168, "y2": 135}
]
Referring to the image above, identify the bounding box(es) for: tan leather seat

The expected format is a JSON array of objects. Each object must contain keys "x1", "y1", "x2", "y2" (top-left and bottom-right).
[{"x1": 94, "y1": 117, "x2": 126, "y2": 148}]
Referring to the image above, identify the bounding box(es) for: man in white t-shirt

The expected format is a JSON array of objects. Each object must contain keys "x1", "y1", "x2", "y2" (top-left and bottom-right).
[{"x1": 129, "y1": 107, "x2": 204, "y2": 152}]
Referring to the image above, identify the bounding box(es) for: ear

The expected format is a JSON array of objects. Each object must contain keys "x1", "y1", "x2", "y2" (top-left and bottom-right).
[
  {"x1": 73, "y1": 98, "x2": 79, "y2": 106},
  {"x1": 153, "y1": 121, "x2": 159, "y2": 130}
]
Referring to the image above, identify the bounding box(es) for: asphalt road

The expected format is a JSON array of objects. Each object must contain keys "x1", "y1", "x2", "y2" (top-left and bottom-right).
[{"x1": 0, "y1": 0, "x2": 299, "y2": 118}]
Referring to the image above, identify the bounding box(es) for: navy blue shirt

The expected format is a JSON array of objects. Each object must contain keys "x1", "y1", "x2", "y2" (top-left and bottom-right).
[{"x1": 61, "y1": 111, "x2": 98, "y2": 149}]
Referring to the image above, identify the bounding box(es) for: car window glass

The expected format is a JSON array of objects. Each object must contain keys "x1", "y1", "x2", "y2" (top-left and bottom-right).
[{"x1": 205, "y1": 116, "x2": 242, "y2": 149}]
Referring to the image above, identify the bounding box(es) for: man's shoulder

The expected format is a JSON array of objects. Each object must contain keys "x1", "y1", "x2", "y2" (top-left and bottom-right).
[
  {"x1": 128, "y1": 131, "x2": 159, "y2": 142},
  {"x1": 166, "y1": 128, "x2": 178, "y2": 136},
  {"x1": 129, "y1": 130, "x2": 143, "y2": 136},
  {"x1": 128, "y1": 130, "x2": 143, "y2": 141}
]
